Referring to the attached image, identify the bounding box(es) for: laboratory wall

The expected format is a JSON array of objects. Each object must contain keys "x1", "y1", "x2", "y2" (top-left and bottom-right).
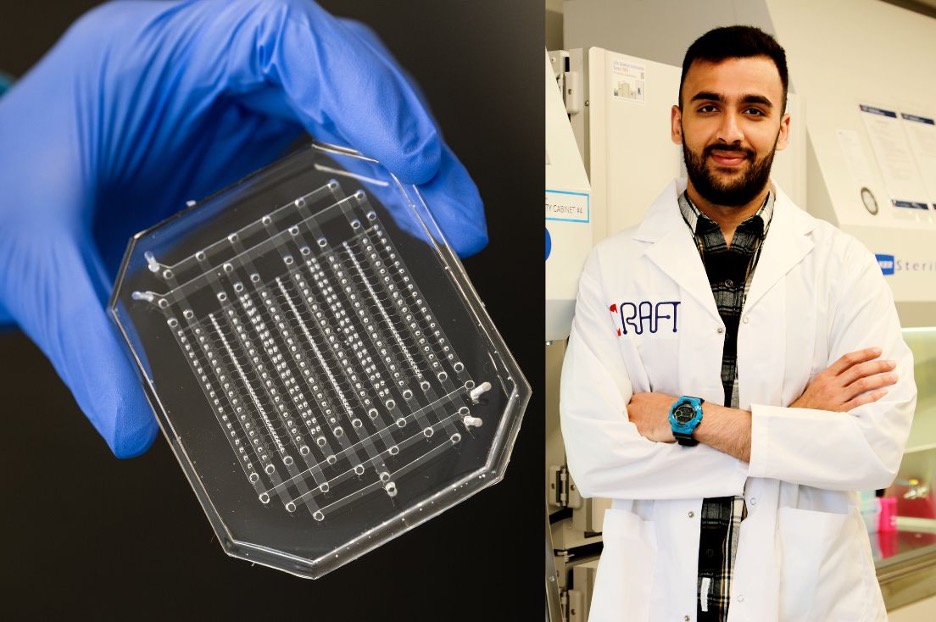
[
  {"x1": 0, "y1": 2, "x2": 544, "y2": 619},
  {"x1": 563, "y1": 0, "x2": 775, "y2": 68}
]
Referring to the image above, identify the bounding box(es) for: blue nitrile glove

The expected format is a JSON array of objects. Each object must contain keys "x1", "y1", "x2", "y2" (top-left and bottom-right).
[{"x1": 0, "y1": 0, "x2": 486, "y2": 458}]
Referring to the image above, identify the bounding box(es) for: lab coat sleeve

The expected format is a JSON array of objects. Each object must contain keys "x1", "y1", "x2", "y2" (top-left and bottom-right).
[
  {"x1": 748, "y1": 239, "x2": 917, "y2": 491},
  {"x1": 560, "y1": 248, "x2": 748, "y2": 500}
]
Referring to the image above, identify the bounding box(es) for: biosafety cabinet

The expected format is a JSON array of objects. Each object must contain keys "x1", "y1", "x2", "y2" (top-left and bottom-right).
[
  {"x1": 547, "y1": 1, "x2": 936, "y2": 619},
  {"x1": 767, "y1": 0, "x2": 936, "y2": 613}
]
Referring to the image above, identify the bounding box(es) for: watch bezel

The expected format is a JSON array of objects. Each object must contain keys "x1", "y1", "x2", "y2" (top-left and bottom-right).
[{"x1": 668, "y1": 396, "x2": 704, "y2": 446}]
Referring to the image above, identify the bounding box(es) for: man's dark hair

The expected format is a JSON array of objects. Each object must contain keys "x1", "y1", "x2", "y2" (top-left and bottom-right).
[{"x1": 678, "y1": 25, "x2": 788, "y2": 110}]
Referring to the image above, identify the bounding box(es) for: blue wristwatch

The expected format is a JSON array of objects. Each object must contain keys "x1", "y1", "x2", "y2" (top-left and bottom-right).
[{"x1": 669, "y1": 396, "x2": 704, "y2": 446}]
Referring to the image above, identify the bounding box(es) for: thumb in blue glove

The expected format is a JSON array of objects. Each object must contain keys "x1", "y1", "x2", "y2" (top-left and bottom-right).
[{"x1": 0, "y1": 0, "x2": 487, "y2": 458}]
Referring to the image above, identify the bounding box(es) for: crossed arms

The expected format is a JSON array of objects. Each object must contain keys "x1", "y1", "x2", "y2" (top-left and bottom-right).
[
  {"x1": 628, "y1": 347, "x2": 898, "y2": 462},
  {"x1": 560, "y1": 239, "x2": 917, "y2": 499}
]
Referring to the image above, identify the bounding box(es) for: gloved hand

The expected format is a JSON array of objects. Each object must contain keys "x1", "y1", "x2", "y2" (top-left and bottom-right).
[{"x1": 0, "y1": 0, "x2": 486, "y2": 458}]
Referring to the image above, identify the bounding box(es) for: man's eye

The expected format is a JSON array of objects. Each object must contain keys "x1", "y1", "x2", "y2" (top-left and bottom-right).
[
  {"x1": 697, "y1": 105, "x2": 717, "y2": 113},
  {"x1": 744, "y1": 108, "x2": 767, "y2": 117}
]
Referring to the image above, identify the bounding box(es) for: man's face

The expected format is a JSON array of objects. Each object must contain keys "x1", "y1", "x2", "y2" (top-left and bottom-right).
[{"x1": 671, "y1": 56, "x2": 790, "y2": 207}]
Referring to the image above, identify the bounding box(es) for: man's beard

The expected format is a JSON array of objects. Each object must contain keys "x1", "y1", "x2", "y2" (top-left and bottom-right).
[{"x1": 682, "y1": 135, "x2": 778, "y2": 207}]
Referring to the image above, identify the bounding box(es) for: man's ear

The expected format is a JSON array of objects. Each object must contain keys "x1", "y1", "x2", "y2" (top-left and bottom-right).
[
  {"x1": 671, "y1": 105, "x2": 683, "y2": 145},
  {"x1": 775, "y1": 112, "x2": 792, "y2": 151}
]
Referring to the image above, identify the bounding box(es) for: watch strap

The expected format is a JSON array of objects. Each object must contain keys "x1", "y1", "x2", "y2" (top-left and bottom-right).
[{"x1": 673, "y1": 430, "x2": 699, "y2": 447}]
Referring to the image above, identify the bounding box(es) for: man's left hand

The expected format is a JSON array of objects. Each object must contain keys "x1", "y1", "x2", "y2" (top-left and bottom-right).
[{"x1": 628, "y1": 392, "x2": 677, "y2": 442}]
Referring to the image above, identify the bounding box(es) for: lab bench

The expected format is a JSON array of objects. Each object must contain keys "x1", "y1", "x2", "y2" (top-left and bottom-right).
[
  {"x1": 875, "y1": 524, "x2": 936, "y2": 610},
  {"x1": 879, "y1": 327, "x2": 936, "y2": 611}
]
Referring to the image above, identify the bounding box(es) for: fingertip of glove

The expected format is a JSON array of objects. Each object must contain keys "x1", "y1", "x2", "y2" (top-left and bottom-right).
[
  {"x1": 451, "y1": 223, "x2": 489, "y2": 258},
  {"x1": 110, "y1": 417, "x2": 159, "y2": 459},
  {"x1": 384, "y1": 131, "x2": 442, "y2": 186}
]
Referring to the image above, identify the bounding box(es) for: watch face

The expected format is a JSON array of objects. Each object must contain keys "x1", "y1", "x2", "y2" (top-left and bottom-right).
[{"x1": 674, "y1": 403, "x2": 697, "y2": 424}]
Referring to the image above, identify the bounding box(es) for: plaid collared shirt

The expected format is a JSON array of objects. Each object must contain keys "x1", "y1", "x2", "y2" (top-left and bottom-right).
[{"x1": 677, "y1": 190, "x2": 774, "y2": 622}]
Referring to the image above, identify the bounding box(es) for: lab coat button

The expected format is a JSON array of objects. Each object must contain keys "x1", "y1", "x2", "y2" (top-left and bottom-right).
[
  {"x1": 742, "y1": 316, "x2": 750, "y2": 324},
  {"x1": 749, "y1": 496, "x2": 757, "y2": 505},
  {"x1": 684, "y1": 616, "x2": 690, "y2": 622},
  {"x1": 716, "y1": 326, "x2": 725, "y2": 334},
  {"x1": 688, "y1": 511, "x2": 694, "y2": 518},
  {"x1": 737, "y1": 595, "x2": 745, "y2": 602}
]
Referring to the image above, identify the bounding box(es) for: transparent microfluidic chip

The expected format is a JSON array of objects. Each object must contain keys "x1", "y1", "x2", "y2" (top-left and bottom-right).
[{"x1": 109, "y1": 142, "x2": 530, "y2": 578}]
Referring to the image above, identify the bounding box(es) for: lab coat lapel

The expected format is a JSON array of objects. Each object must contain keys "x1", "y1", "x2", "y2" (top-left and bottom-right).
[
  {"x1": 745, "y1": 188, "x2": 816, "y2": 312},
  {"x1": 636, "y1": 182, "x2": 720, "y2": 322}
]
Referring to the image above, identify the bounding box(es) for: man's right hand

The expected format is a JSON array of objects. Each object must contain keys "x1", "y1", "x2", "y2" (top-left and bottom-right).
[{"x1": 791, "y1": 347, "x2": 897, "y2": 412}]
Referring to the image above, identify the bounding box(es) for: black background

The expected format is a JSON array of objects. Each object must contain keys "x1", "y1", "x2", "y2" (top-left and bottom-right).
[{"x1": 0, "y1": 1, "x2": 543, "y2": 619}]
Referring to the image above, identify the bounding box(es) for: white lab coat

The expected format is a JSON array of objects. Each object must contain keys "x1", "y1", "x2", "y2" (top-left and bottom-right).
[{"x1": 560, "y1": 179, "x2": 917, "y2": 622}]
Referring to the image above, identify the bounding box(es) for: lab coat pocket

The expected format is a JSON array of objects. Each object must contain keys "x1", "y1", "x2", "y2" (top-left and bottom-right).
[
  {"x1": 777, "y1": 507, "x2": 866, "y2": 621},
  {"x1": 589, "y1": 508, "x2": 657, "y2": 622}
]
